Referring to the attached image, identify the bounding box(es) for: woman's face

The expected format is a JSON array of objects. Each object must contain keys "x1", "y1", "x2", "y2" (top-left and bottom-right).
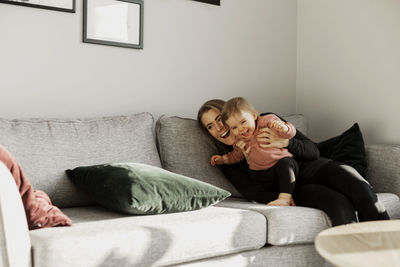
[{"x1": 201, "y1": 109, "x2": 236, "y2": 145}]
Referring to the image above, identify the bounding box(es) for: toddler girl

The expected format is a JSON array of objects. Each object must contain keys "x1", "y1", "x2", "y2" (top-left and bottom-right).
[{"x1": 211, "y1": 97, "x2": 298, "y2": 206}]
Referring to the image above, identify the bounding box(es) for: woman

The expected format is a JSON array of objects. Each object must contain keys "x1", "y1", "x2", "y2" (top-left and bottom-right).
[{"x1": 197, "y1": 99, "x2": 389, "y2": 226}]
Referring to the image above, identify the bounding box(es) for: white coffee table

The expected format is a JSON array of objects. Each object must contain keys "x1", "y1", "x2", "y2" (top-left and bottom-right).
[{"x1": 315, "y1": 220, "x2": 400, "y2": 267}]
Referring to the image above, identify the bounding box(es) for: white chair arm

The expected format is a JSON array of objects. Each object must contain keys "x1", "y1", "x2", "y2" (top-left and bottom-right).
[{"x1": 0, "y1": 162, "x2": 31, "y2": 267}]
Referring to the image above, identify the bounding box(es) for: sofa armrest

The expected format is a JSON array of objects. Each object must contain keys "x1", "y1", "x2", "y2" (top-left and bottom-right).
[
  {"x1": 366, "y1": 144, "x2": 400, "y2": 196},
  {"x1": 0, "y1": 162, "x2": 31, "y2": 267}
]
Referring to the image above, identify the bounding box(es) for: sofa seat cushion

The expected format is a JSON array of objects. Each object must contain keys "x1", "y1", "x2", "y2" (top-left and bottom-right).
[
  {"x1": 0, "y1": 113, "x2": 161, "y2": 208},
  {"x1": 29, "y1": 206, "x2": 266, "y2": 267},
  {"x1": 216, "y1": 198, "x2": 331, "y2": 246},
  {"x1": 216, "y1": 194, "x2": 400, "y2": 246}
]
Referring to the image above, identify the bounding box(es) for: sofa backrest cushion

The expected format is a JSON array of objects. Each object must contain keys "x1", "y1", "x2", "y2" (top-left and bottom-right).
[
  {"x1": 155, "y1": 114, "x2": 307, "y2": 197},
  {"x1": 283, "y1": 114, "x2": 308, "y2": 135},
  {"x1": 0, "y1": 113, "x2": 161, "y2": 208},
  {"x1": 366, "y1": 144, "x2": 400, "y2": 195}
]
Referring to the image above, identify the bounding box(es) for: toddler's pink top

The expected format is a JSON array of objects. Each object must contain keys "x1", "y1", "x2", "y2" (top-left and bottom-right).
[{"x1": 225, "y1": 114, "x2": 296, "y2": 170}]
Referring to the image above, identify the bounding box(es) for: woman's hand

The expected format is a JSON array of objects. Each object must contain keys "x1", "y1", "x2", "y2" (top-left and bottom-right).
[
  {"x1": 257, "y1": 128, "x2": 290, "y2": 148},
  {"x1": 236, "y1": 140, "x2": 251, "y2": 164}
]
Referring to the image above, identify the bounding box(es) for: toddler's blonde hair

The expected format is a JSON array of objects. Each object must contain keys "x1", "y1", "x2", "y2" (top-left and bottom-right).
[{"x1": 221, "y1": 97, "x2": 257, "y2": 122}]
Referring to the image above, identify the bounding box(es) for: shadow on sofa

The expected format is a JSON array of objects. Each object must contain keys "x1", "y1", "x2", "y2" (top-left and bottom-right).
[{"x1": 98, "y1": 226, "x2": 172, "y2": 267}]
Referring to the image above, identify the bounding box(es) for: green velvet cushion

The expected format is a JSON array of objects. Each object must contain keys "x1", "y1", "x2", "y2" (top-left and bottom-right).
[
  {"x1": 317, "y1": 123, "x2": 367, "y2": 177},
  {"x1": 66, "y1": 163, "x2": 231, "y2": 215}
]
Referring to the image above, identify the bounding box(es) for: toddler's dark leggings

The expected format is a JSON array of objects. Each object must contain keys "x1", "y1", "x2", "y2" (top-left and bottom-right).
[{"x1": 250, "y1": 157, "x2": 298, "y2": 195}]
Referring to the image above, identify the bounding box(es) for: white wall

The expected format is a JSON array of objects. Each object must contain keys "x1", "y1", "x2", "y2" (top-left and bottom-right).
[
  {"x1": 297, "y1": 0, "x2": 400, "y2": 144},
  {"x1": 0, "y1": 0, "x2": 297, "y2": 120},
  {"x1": 2, "y1": 0, "x2": 399, "y2": 145}
]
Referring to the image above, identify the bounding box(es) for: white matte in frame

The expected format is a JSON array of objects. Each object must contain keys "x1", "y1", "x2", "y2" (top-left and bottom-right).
[{"x1": 86, "y1": 0, "x2": 141, "y2": 46}]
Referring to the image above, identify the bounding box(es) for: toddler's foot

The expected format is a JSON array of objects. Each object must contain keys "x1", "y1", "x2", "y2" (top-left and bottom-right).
[{"x1": 267, "y1": 198, "x2": 290, "y2": 206}]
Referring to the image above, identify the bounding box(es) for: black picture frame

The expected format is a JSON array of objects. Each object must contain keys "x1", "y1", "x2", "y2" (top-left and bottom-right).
[
  {"x1": 0, "y1": 0, "x2": 76, "y2": 13},
  {"x1": 83, "y1": 0, "x2": 144, "y2": 49},
  {"x1": 193, "y1": 0, "x2": 220, "y2": 6}
]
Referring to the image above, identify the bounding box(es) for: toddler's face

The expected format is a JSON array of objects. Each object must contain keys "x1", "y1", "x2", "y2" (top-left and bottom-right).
[{"x1": 225, "y1": 111, "x2": 257, "y2": 140}]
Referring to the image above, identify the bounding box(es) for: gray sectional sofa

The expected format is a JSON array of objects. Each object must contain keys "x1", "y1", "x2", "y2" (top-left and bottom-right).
[{"x1": 1, "y1": 112, "x2": 400, "y2": 267}]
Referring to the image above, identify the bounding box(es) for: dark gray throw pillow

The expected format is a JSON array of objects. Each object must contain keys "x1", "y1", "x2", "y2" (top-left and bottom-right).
[
  {"x1": 317, "y1": 123, "x2": 367, "y2": 177},
  {"x1": 66, "y1": 162, "x2": 231, "y2": 215}
]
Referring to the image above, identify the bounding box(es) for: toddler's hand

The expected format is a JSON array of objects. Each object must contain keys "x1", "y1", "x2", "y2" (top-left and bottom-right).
[
  {"x1": 211, "y1": 155, "x2": 225, "y2": 166},
  {"x1": 236, "y1": 140, "x2": 251, "y2": 164},
  {"x1": 269, "y1": 120, "x2": 289, "y2": 133}
]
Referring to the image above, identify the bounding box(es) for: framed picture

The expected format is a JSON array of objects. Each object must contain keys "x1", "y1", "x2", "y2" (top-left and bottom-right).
[
  {"x1": 83, "y1": 0, "x2": 143, "y2": 49},
  {"x1": 0, "y1": 0, "x2": 76, "y2": 13},
  {"x1": 193, "y1": 0, "x2": 220, "y2": 5}
]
